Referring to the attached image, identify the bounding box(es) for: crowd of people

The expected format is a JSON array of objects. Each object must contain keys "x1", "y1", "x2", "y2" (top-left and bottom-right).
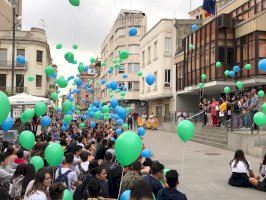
[
  {"x1": 0, "y1": 117, "x2": 187, "y2": 200},
  {"x1": 199, "y1": 89, "x2": 262, "y2": 130}
]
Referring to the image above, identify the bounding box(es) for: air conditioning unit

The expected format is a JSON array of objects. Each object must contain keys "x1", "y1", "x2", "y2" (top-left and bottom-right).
[{"x1": 217, "y1": 14, "x2": 231, "y2": 29}]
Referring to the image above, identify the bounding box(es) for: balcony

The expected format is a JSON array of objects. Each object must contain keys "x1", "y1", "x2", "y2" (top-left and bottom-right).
[
  {"x1": 0, "y1": 60, "x2": 28, "y2": 70},
  {"x1": 0, "y1": 87, "x2": 27, "y2": 96}
]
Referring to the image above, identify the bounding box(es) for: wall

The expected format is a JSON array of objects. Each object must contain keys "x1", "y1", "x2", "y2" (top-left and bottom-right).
[{"x1": 176, "y1": 94, "x2": 200, "y2": 113}]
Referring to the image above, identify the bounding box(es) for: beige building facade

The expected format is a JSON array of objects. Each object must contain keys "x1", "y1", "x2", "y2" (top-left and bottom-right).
[
  {"x1": 0, "y1": 27, "x2": 52, "y2": 97},
  {"x1": 96, "y1": 9, "x2": 147, "y2": 113},
  {"x1": 140, "y1": 19, "x2": 201, "y2": 124}
]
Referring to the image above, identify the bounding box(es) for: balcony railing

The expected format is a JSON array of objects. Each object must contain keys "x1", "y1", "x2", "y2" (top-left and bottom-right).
[
  {"x1": 0, "y1": 60, "x2": 28, "y2": 69},
  {"x1": 0, "y1": 87, "x2": 27, "y2": 96}
]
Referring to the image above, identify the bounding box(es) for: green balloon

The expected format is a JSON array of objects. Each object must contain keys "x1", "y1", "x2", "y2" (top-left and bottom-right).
[
  {"x1": 262, "y1": 103, "x2": 266, "y2": 113},
  {"x1": 34, "y1": 102, "x2": 47, "y2": 117},
  {"x1": 122, "y1": 123, "x2": 129, "y2": 130},
  {"x1": 201, "y1": 74, "x2": 207, "y2": 81},
  {"x1": 0, "y1": 92, "x2": 10, "y2": 126},
  {"x1": 176, "y1": 120, "x2": 195, "y2": 142},
  {"x1": 224, "y1": 86, "x2": 231, "y2": 94},
  {"x1": 63, "y1": 114, "x2": 72, "y2": 125},
  {"x1": 78, "y1": 64, "x2": 85, "y2": 73},
  {"x1": 64, "y1": 52, "x2": 75, "y2": 63},
  {"x1": 94, "y1": 111, "x2": 101, "y2": 120},
  {"x1": 163, "y1": 168, "x2": 170, "y2": 176},
  {"x1": 63, "y1": 189, "x2": 73, "y2": 200},
  {"x1": 244, "y1": 63, "x2": 252, "y2": 70},
  {"x1": 51, "y1": 92, "x2": 58, "y2": 101},
  {"x1": 119, "y1": 50, "x2": 129, "y2": 60},
  {"x1": 101, "y1": 61, "x2": 107, "y2": 66},
  {"x1": 253, "y1": 112, "x2": 266, "y2": 126},
  {"x1": 216, "y1": 61, "x2": 222, "y2": 68},
  {"x1": 75, "y1": 110, "x2": 81, "y2": 115},
  {"x1": 137, "y1": 71, "x2": 143, "y2": 77},
  {"x1": 104, "y1": 114, "x2": 110, "y2": 121},
  {"x1": 236, "y1": 81, "x2": 243, "y2": 89},
  {"x1": 114, "y1": 131, "x2": 143, "y2": 166},
  {"x1": 112, "y1": 58, "x2": 117, "y2": 64},
  {"x1": 79, "y1": 122, "x2": 85, "y2": 129},
  {"x1": 90, "y1": 57, "x2": 96, "y2": 64},
  {"x1": 27, "y1": 75, "x2": 35, "y2": 82},
  {"x1": 29, "y1": 156, "x2": 44, "y2": 172},
  {"x1": 56, "y1": 43, "x2": 62, "y2": 49},
  {"x1": 258, "y1": 90, "x2": 264, "y2": 98},
  {"x1": 57, "y1": 76, "x2": 68, "y2": 88},
  {"x1": 189, "y1": 44, "x2": 194, "y2": 50},
  {"x1": 45, "y1": 143, "x2": 64, "y2": 167},
  {"x1": 19, "y1": 131, "x2": 35, "y2": 150},
  {"x1": 102, "y1": 105, "x2": 110, "y2": 113},
  {"x1": 72, "y1": 44, "x2": 78, "y2": 49},
  {"x1": 45, "y1": 66, "x2": 55, "y2": 76},
  {"x1": 120, "y1": 91, "x2": 126, "y2": 97},
  {"x1": 21, "y1": 109, "x2": 35, "y2": 123},
  {"x1": 126, "y1": 107, "x2": 131, "y2": 114},
  {"x1": 63, "y1": 100, "x2": 72, "y2": 114},
  {"x1": 197, "y1": 83, "x2": 204, "y2": 90},
  {"x1": 224, "y1": 70, "x2": 230, "y2": 77}
]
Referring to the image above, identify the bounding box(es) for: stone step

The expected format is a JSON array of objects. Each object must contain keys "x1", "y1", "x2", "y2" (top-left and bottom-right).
[
  {"x1": 193, "y1": 134, "x2": 228, "y2": 145},
  {"x1": 194, "y1": 132, "x2": 228, "y2": 140},
  {"x1": 191, "y1": 138, "x2": 228, "y2": 150}
]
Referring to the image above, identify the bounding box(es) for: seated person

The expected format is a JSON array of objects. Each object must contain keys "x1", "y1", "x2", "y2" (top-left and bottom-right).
[{"x1": 157, "y1": 170, "x2": 187, "y2": 200}]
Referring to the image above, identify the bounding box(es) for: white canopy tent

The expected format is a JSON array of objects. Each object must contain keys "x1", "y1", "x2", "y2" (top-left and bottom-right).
[{"x1": 8, "y1": 93, "x2": 51, "y2": 106}]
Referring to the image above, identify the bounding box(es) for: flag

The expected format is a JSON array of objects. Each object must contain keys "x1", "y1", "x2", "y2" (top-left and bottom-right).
[{"x1": 202, "y1": 0, "x2": 216, "y2": 15}]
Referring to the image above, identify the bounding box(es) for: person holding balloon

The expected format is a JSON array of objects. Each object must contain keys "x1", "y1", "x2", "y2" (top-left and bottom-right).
[{"x1": 249, "y1": 89, "x2": 262, "y2": 130}]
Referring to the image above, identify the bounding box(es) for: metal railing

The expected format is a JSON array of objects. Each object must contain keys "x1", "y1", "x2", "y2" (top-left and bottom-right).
[
  {"x1": 0, "y1": 60, "x2": 27, "y2": 68},
  {"x1": 0, "y1": 87, "x2": 27, "y2": 96}
]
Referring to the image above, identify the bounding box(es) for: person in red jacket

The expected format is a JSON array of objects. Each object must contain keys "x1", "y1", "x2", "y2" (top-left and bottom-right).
[{"x1": 14, "y1": 149, "x2": 27, "y2": 165}]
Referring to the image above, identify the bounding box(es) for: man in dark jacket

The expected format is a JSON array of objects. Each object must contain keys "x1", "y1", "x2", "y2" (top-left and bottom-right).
[{"x1": 157, "y1": 170, "x2": 187, "y2": 200}]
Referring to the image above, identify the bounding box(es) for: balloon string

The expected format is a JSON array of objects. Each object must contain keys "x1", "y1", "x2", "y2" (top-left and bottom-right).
[
  {"x1": 118, "y1": 167, "x2": 124, "y2": 198},
  {"x1": 181, "y1": 142, "x2": 186, "y2": 182}
]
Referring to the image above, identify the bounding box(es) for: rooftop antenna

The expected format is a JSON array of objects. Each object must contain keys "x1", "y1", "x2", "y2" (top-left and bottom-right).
[{"x1": 40, "y1": 19, "x2": 46, "y2": 30}]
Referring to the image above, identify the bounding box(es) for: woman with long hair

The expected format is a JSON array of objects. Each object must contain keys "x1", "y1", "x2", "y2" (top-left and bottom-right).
[
  {"x1": 249, "y1": 153, "x2": 266, "y2": 191},
  {"x1": 21, "y1": 164, "x2": 36, "y2": 197},
  {"x1": 228, "y1": 149, "x2": 259, "y2": 187},
  {"x1": 24, "y1": 168, "x2": 52, "y2": 200},
  {"x1": 9, "y1": 163, "x2": 27, "y2": 199},
  {"x1": 49, "y1": 182, "x2": 67, "y2": 200},
  {"x1": 130, "y1": 179, "x2": 154, "y2": 200}
]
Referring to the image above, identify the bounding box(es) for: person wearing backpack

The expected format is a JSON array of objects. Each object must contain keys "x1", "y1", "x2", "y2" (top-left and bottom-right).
[
  {"x1": 55, "y1": 153, "x2": 80, "y2": 191},
  {"x1": 75, "y1": 150, "x2": 89, "y2": 181}
]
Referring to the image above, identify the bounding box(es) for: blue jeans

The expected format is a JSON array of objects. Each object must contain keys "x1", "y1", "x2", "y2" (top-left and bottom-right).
[{"x1": 244, "y1": 112, "x2": 251, "y2": 128}]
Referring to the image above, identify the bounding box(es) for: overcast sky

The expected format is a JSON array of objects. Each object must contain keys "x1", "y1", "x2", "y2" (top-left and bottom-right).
[{"x1": 22, "y1": 0, "x2": 201, "y2": 94}]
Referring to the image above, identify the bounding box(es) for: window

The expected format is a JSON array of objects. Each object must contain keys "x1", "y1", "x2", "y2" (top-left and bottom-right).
[
  {"x1": 154, "y1": 71, "x2": 158, "y2": 85},
  {"x1": 142, "y1": 77, "x2": 145, "y2": 93},
  {"x1": 36, "y1": 50, "x2": 43, "y2": 63},
  {"x1": 116, "y1": 28, "x2": 126, "y2": 38},
  {"x1": 0, "y1": 48, "x2": 7, "y2": 66},
  {"x1": 118, "y1": 66, "x2": 125, "y2": 74},
  {"x1": 16, "y1": 74, "x2": 24, "y2": 92},
  {"x1": 165, "y1": 69, "x2": 171, "y2": 87},
  {"x1": 128, "y1": 63, "x2": 140, "y2": 73},
  {"x1": 0, "y1": 74, "x2": 6, "y2": 89},
  {"x1": 118, "y1": 82, "x2": 125, "y2": 90},
  {"x1": 165, "y1": 37, "x2": 172, "y2": 52},
  {"x1": 36, "y1": 75, "x2": 42, "y2": 87},
  {"x1": 148, "y1": 46, "x2": 151, "y2": 63},
  {"x1": 128, "y1": 82, "x2": 133, "y2": 91},
  {"x1": 142, "y1": 51, "x2": 145, "y2": 64},
  {"x1": 133, "y1": 81, "x2": 139, "y2": 91},
  {"x1": 154, "y1": 41, "x2": 158, "y2": 59},
  {"x1": 128, "y1": 45, "x2": 140, "y2": 55}
]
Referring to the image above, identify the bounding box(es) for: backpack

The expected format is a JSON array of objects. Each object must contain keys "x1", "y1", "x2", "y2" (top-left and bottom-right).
[
  {"x1": 78, "y1": 163, "x2": 89, "y2": 181},
  {"x1": 73, "y1": 174, "x2": 92, "y2": 200},
  {"x1": 55, "y1": 168, "x2": 72, "y2": 188}
]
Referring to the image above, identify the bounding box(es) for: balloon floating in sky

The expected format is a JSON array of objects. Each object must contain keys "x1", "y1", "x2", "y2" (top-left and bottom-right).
[
  {"x1": 137, "y1": 71, "x2": 142, "y2": 77},
  {"x1": 244, "y1": 63, "x2": 252, "y2": 70},
  {"x1": 90, "y1": 57, "x2": 96, "y2": 64},
  {"x1": 258, "y1": 90, "x2": 265, "y2": 98},
  {"x1": 224, "y1": 70, "x2": 230, "y2": 77},
  {"x1": 176, "y1": 120, "x2": 195, "y2": 142},
  {"x1": 119, "y1": 50, "x2": 129, "y2": 60},
  {"x1": 215, "y1": 61, "x2": 222, "y2": 68},
  {"x1": 236, "y1": 81, "x2": 243, "y2": 89},
  {"x1": 201, "y1": 74, "x2": 207, "y2": 81},
  {"x1": 224, "y1": 86, "x2": 231, "y2": 94},
  {"x1": 45, "y1": 66, "x2": 55, "y2": 76},
  {"x1": 45, "y1": 143, "x2": 64, "y2": 167},
  {"x1": 69, "y1": 0, "x2": 80, "y2": 6},
  {"x1": 189, "y1": 44, "x2": 194, "y2": 50},
  {"x1": 57, "y1": 76, "x2": 68, "y2": 88},
  {"x1": 1, "y1": 117, "x2": 13, "y2": 131},
  {"x1": 27, "y1": 75, "x2": 35, "y2": 82},
  {"x1": 16, "y1": 55, "x2": 26, "y2": 65},
  {"x1": 101, "y1": 61, "x2": 107, "y2": 66},
  {"x1": 229, "y1": 71, "x2": 235, "y2": 78},
  {"x1": 129, "y1": 27, "x2": 137, "y2": 36},
  {"x1": 34, "y1": 102, "x2": 47, "y2": 117},
  {"x1": 258, "y1": 59, "x2": 266, "y2": 72},
  {"x1": 253, "y1": 112, "x2": 266, "y2": 126},
  {"x1": 64, "y1": 52, "x2": 75, "y2": 63},
  {"x1": 56, "y1": 43, "x2": 62, "y2": 49},
  {"x1": 19, "y1": 131, "x2": 35, "y2": 150},
  {"x1": 233, "y1": 65, "x2": 240, "y2": 73},
  {"x1": 146, "y1": 74, "x2": 155, "y2": 86},
  {"x1": 51, "y1": 92, "x2": 58, "y2": 101},
  {"x1": 72, "y1": 44, "x2": 78, "y2": 49},
  {"x1": 198, "y1": 83, "x2": 204, "y2": 90},
  {"x1": 41, "y1": 116, "x2": 51, "y2": 127},
  {"x1": 192, "y1": 24, "x2": 198, "y2": 31}
]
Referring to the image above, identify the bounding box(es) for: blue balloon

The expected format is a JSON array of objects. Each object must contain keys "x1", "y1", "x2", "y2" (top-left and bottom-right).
[
  {"x1": 61, "y1": 125, "x2": 68, "y2": 132},
  {"x1": 233, "y1": 65, "x2": 240, "y2": 73},
  {"x1": 258, "y1": 59, "x2": 266, "y2": 72},
  {"x1": 41, "y1": 116, "x2": 51, "y2": 127},
  {"x1": 146, "y1": 74, "x2": 155, "y2": 85},
  {"x1": 89, "y1": 111, "x2": 95, "y2": 118},
  {"x1": 141, "y1": 148, "x2": 152, "y2": 158},
  {"x1": 84, "y1": 65, "x2": 89, "y2": 72},
  {"x1": 120, "y1": 190, "x2": 131, "y2": 200},
  {"x1": 56, "y1": 108, "x2": 61, "y2": 113},
  {"x1": 110, "y1": 81, "x2": 118, "y2": 90},
  {"x1": 138, "y1": 127, "x2": 146, "y2": 137},
  {"x1": 107, "y1": 69, "x2": 113, "y2": 74},
  {"x1": 229, "y1": 71, "x2": 235, "y2": 78},
  {"x1": 192, "y1": 24, "x2": 198, "y2": 31},
  {"x1": 69, "y1": 96, "x2": 74, "y2": 102},
  {"x1": 113, "y1": 114, "x2": 120, "y2": 120},
  {"x1": 81, "y1": 98, "x2": 87, "y2": 103},
  {"x1": 49, "y1": 73, "x2": 57, "y2": 79},
  {"x1": 90, "y1": 121, "x2": 96, "y2": 128},
  {"x1": 116, "y1": 119, "x2": 124, "y2": 126},
  {"x1": 16, "y1": 55, "x2": 26, "y2": 65},
  {"x1": 122, "y1": 86, "x2": 128, "y2": 92},
  {"x1": 75, "y1": 78, "x2": 83, "y2": 86},
  {"x1": 129, "y1": 27, "x2": 137, "y2": 36},
  {"x1": 101, "y1": 79, "x2": 106, "y2": 84},
  {"x1": 110, "y1": 98, "x2": 119, "y2": 109},
  {"x1": 67, "y1": 75, "x2": 75, "y2": 81},
  {"x1": 93, "y1": 100, "x2": 100, "y2": 107},
  {"x1": 118, "y1": 108, "x2": 127, "y2": 119},
  {"x1": 115, "y1": 128, "x2": 123, "y2": 135},
  {"x1": 77, "y1": 89, "x2": 81, "y2": 94},
  {"x1": 1, "y1": 117, "x2": 14, "y2": 131},
  {"x1": 115, "y1": 106, "x2": 122, "y2": 113},
  {"x1": 111, "y1": 137, "x2": 116, "y2": 141},
  {"x1": 122, "y1": 74, "x2": 128, "y2": 79},
  {"x1": 66, "y1": 94, "x2": 71, "y2": 99}
]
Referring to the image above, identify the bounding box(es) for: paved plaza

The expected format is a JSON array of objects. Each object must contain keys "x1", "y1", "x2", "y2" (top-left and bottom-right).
[{"x1": 143, "y1": 130, "x2": 265, "y2": 200}]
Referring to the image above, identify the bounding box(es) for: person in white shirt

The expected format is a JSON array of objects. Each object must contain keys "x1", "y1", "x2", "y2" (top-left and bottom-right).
[
  {"x1": 75, "y1": 150, "x2": 89, "y2": 181},
  {"x1": 71, "y1": 145, "x2": 82, "y2": 165},
  {"x1": 228, "y1": 149, "x2": 259, "y2": 188},
  {"x1": 24, "y1": 168, "x2": 51, "y2": 200},
  {"x1": 249, "y1": 153, "x2": 266, "y2": 191},
  {"x1": 55, "y1": 153, "x2": 80, "y2": 192}
]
